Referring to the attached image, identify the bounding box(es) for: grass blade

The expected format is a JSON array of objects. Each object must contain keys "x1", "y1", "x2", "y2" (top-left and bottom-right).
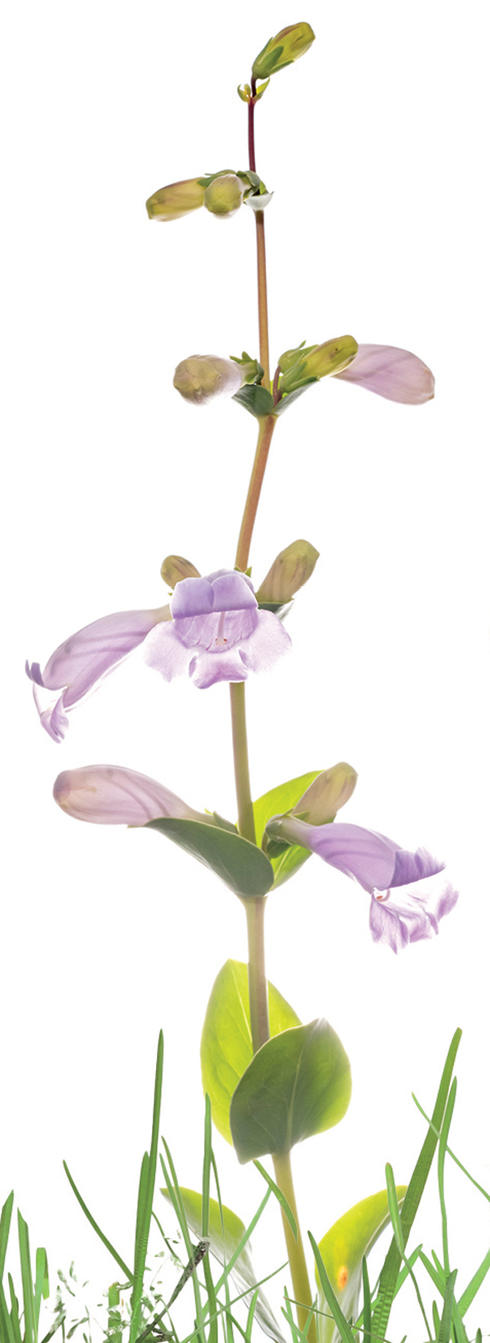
[
  {"x1": 308, "y1": 1232, "x2": 355, "y2": 1343},
  {"x1": 361, "y1": 1255, "x2": 371, "y2": 1342},
  {"x1": 371, "y1": 1028, "x2": 461, "y2": 1340},
  {"x1": 436, "y1": 1269, "x2": 457, "y2": 1343},
  {"x1": 253, "y1": 1162, "x2": 297, "y2": 1241},
  {"x1": 33, "y1": 1247, "x2": 49, "y2": 1332},
  {"x1": 63, "y1": 1160, "x2": 133, "y2": 1280},
  {"x1": 0, "y1": 1281, "x2": 16, "y2": 1343},
  {"x1": 17, "y1": 1210, "x2": 35, "y2": 1343},
  {"x1": 130, "y1": 1030, "x2": 164, "y2": 1342},
  {"x1": 411, "y1": 1095, "x2": 490, "y2": 1203},
  {"x1": 437, "y1": 1078, "x2": 457, "y2": 1275},
  {"x1": 457, "y1": 1248, "x2": 490, "y2": 1316},
  {"x1": 0, "y1": 1193, "x2": 14, "y2": 1281}
]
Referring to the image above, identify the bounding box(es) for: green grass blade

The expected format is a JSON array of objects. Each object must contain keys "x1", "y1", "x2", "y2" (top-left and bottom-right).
[
  {"x1": 436, "y1": 1269, "x2": 457, "y2": 1343},
  {"x1": 209, "y1": 1190, "x2": 272, "y2": 1298},
  {"x1": 457, "y1": 1248, "x2": 490, "y2": 1316},
  {"x1": 8, "y1": 1273, "x2": 22, "y2": 1343},
  {"x1": 391, "y1": 1245, "x2": 424, "y2": 1299},
  {"x1": 437, "y1": 1078, "x2": 457, "y2": 1275},
  {"x1": 253, "y1": 1162, "x2": 298, "y2": 1240},
  {"x1": 371, "y1": 1028, "x2": 461, "y2": 1340},
  {"x1": 0, "y1": 1193, "x2": 14, "y2": 1282},
  {"x1": 202, "y1": 1096, "x2": 212, "y2": 1240},
  {"x1": 63, "y1": 1161, "x2": 133, "y2": 1280},
  {"x1": 160, "y1": 1140, "x2": 206, "y2": 1341},
  {"x1": 130, "y1": 1030, "x2": 164, "y2": 1342},
  {"x1": 245, "y1": 1288, "x2": 259, "y2": 1343},
  {"x1": 385, "y1": 1166, "x2": 432, "y2": 1339},
  {"x1": 17, "y1": 1210, "x2": 36, "y2": 1343},
  {"x1": 0, "y1": 1281, "x2": 16, "y2": 1343},
  {"x1": 33, "y1": 1248, "x2": 49, "y2": 1331},
  {"x1": 308, "y1": 1232, "x2": 355, "y2": 1343},
  {"x1": 361, "y1": 1255, "x2": 371, "y2": 1341},
  {"x1": 411, "y1": 1095, "x2": 490, "y2": 1203}
]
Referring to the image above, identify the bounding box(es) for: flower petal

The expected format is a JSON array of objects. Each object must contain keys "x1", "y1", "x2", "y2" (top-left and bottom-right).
[
  {"x1": 390, "y1": 846, "x2": 444, "y2": 887},
  {"x1": 334, "y1": 344, "x2": 435, "y2": 404},
  {"x1": 267, "y1": 818, "x2": 399, "y2": 892},
  {"x1": 369, "y1": 896, "x2": 410, "y2": 952},
  {"x1": 53, "y1": 764, "x2": 201, "y2": 825},
  {"x1": 144, "y1": 622, "x2": 193, "y2": 680},
  {"x1": 237, "y1": 609, "x2": 292, "y2": 672},
  {"x1": 189, "y1": 647, "x2": 248, "y2": 688}
]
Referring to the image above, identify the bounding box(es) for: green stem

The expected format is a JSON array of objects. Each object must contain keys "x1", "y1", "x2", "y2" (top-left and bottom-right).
[
  {"x1": 272, "y1": 1153, "x2": 317, "y2": 1343},
  {"x1": 245, "y1": 897, "x2": 270, "y2": 1051},
  {"x1": 229, "y1": 681, "x2": 256, "y2": 843},
  {"x1": 234, "y1": 413, "x2": 276, "y2": 572}
]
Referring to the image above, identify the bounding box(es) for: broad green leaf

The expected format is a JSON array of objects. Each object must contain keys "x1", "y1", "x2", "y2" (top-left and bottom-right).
[
  {"x1": 315, "y1": 1187, "x2": 406, "y2": 1343},
  {"x1": 253, "y1": 771, "x2": 321, "y2": 889},
  {"x1": 230, "y1": 1019, "x2": 351, "y2": 1163},
  {"x1": 232, "y1": 384, "x2": 275, "y2": 418},
  {"x1": 148, "y1": 818, "x2": 274, "y2": 898},
  {"x1": 162, "y1": 1187, "x2": 284, "y2": 1343},
  {"x1": 201, "y1": 960, "x2": 300, "y2": 1143}
]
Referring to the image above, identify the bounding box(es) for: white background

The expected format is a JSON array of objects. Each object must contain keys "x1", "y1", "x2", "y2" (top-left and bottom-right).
[{"x1": 2, "y1": 0, "x2": 489, "y2": 1336}]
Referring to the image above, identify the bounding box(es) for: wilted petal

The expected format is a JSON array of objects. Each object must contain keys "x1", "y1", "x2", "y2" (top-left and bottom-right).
[
  {"x1": 27, "y1": 606, "x2": 169, "y2": 739},
  {"x1": 54, "y1": 764, "x2": 202, "y2": 825},
  {"x1": 334, "y1": 344, "x2": 435, "y2": 404}
]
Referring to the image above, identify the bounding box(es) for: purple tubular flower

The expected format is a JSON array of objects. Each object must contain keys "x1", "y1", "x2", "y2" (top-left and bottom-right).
[
  {"x1": 26, "y1": 606, "x2": 170, "y2": 741},
  {"x1": 53, "y1": 764, "x2": 202, "y2": 825},
  {"x1": 266, "y1": 816, "x2": 458, "y2": 953},
  {"x1": 334, "y1": 344, "x2": 435, "y2": 404},
  {"x1": 144, "y1": 569, "x2": 291, "y2": 689}
]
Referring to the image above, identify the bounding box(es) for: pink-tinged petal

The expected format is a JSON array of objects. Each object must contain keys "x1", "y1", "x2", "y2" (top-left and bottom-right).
[
  {"x1": 434, "y1": 883, "x2": 459, "y2": 920},
  {"x1": 390, "y1": 846, "x2": 445, "y2": 887},
  {"x1": 189, "y1": 647, "x2": 248, "y2": 688},
  {"x1": 53, "y1": 764, "x2": 201, "y2": 825},
  {"x1": 238, "y1": 609, "x2": 292, "y2": 672},
  {"x1": 144, "y1": 622, "x2": 193, "y2": 680},
  {"x1": 334, "y1": 344, "x2": 435, "y2": 404},
  {"x1": 369, "y1": 896, "x2": 410, "y2": 952},
  {"x1": 27, "y1": 606, "x2": 170, "y2": 739}
]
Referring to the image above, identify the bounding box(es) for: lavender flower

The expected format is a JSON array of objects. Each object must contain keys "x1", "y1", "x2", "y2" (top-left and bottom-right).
[
  {"x1": 265, "y1": 815, "x2": 458, "y2": 952},
  {"x1": 53, "y1": 764, "x2": 202, "y2": 825},
  {"x1": 27, "y1": 571, "x2": 290, "y2": 740}
]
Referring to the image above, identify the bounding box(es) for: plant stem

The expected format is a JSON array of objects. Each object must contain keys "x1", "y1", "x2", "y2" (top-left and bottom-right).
[
  {"x1": 234, "y1": 413, "x2": 276, "y2": 571},
  {"x1": 272, "y1": 1153, "x2": 317, "y2": 1343},
  {"x1": 245, "y1": 897, "x2": 270, "y2": 1050},
  {"x1": 229, "y1": 681, "x2": 256, "y2": 843},
  {"x1": 249, "y1": 79, "x2": 271, "y2": 386}
]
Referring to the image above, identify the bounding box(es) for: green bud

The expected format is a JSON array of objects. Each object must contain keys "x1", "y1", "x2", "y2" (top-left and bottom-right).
[
  {"x1": 278, "y1": 341, "x2": 317, "y2": 374},
  {"x1": 252, "y1": 22, "x2": 315, "y2": 80},
  {"x1": 146, "y1": 178, "x2": 205, "y2": 222},
  {"x1": 204, "y1": 173, "x2": 245, "y2": 217},
  {"x1": 293, "y1": 763, "x2": 358, "y2": 825},
  {"x1": 230, "y1": 350, "x2": 264, "y2": 384},
  {"x1": 256, "y1": 539, "x2": 319, "y2": 605},
  {"x1": 173, "y1": 355, "x2": 243, "y2": 405},
  {"x1": 280, "y1": 335, "x2": 358, "y2": 394},
  {"x1": 161, "y1": 555, "x2": 201, "y2": 587}
]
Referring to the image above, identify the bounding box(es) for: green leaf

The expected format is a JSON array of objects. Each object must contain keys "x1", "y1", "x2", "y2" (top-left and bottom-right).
[
  {"x1": 232, "y1": 385, "x2": 275, "y2": 418},
  {"x1": 315, "y1": 1187, "x2": 406, "y2": 1343},
  {"x1": 201, "y1": 960, "x2": 300, "y2": 1143},
  {"x1": 253, "y1": 772, "x2": 321, "y2": 889},
  {"x1": 272, "y1": 381, "x2": 318, "y2": 416},
  {"x1": 230, "y1": 1019, "x2": 351, "y2": 1163},
  {"x1": 162, "y1": 1187, "x2": 284, "y2": 1343},
  {"x1": 147, "y1": 818, "x2": 274, "y2": 899}
]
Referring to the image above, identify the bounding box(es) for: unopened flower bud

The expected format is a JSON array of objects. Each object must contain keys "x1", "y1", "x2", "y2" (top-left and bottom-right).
[
  {"x1": 252, "y1": 22, "x2": 315, "y2": 80},
  {"x1": 161, "y1": 555, "x2": 201, "y2": 588},
  {"x1": 281, "y1": 335, "x2": 358, "y2": 393},
  {"x1": 146, "y1": 178, "x2": 205, "y2": 222},
  {"x1": 204, "y1": 174, "x2": 245, "y2": 217},
  {"x1": 293, "y1": 763, "x2": 358, "y2": 825},
  {"x1": 256, "y1": 539, "x2": 319, "y2": 605},
  {"x1": 173, "y1": 355, "x2": 243, "y2": 405}
]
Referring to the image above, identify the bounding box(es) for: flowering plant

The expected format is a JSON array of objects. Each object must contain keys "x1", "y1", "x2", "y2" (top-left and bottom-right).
[{"x1": 15, "y1": 13, "x2": 488, "y2": 1343}]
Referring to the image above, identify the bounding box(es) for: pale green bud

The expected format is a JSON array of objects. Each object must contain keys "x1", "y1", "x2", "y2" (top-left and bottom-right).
[
  {"x1": 256, "y1": 539, "x2": 319, "y2": 605},
  {"x1": 293, "y1": 763, "x2": 358, "y2": 825},
  {"x1": 161, "y1": 555, "x2": 201, "y2": 587},
  {"x1": 252, "y1": 22, "x2": 315, "y2": 80},
  {"x1": 173, "y1": 355, "x2": 243, "y2": 405},
  {"x1": 280, "y1": 335, "x2": 358, "y2": 393},
  {"x1": 204, "y1": 173, "x2": 245, "y2": 217},
  {"x1": 146, "y1": 178, "x2": 205, "y2": 222}
]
